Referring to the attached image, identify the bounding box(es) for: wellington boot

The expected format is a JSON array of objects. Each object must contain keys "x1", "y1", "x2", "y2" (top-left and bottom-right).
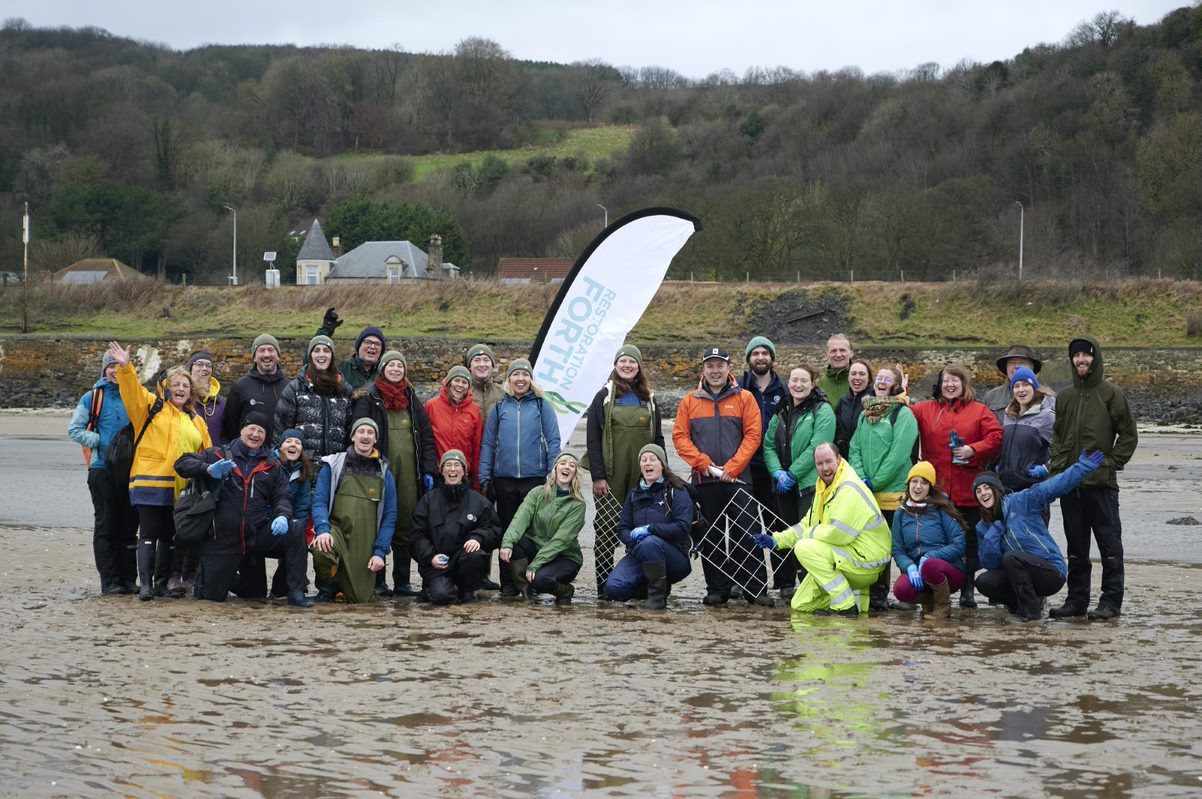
[
  {"x1": 137, "y1": 541, "x2": 155, "y2": 601},
  {"x1": 919, "y1": 589, "x2": 935, "y2": 615},
  {"x1": 510, "y1": 558, "x2": 533, "y2": 601},
  {"x1": 640, "y1": 561, "x2": 668, "y2": 611},
  {"x1": 152, "y1": 541, "x2": 172, "y2": 597},
  {"x1": 930, "y1": 580, "x2": 952, "y2": 618},
  {"x1": 958, "y1": 573, "x2": 978, "y2": 609},
  {"x1": 287, "y1": 590, "x2": 314, "y2": 608},
  {"x1": 551, "y1": 582, "x2": 575, "y2": 606}
]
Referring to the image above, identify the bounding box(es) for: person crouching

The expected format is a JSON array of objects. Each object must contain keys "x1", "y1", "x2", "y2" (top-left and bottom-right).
[
  {"x1": 309, "y1": 418, "x2": 397, "y2": 603},
  {"x1": 410, "y1": 450, "x2": 502, "y2": 605},
  {"x1": 174, "y1": 412, "x2": 313, "y2": 607}
]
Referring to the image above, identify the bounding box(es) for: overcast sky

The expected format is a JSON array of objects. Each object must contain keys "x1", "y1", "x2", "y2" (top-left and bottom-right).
[{"x1": 12, "y1": 1, "x2": 1191, "y2": 77}]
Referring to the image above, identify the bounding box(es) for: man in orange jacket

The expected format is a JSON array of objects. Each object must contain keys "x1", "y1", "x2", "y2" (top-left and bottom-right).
[{"x1": 672, "y1": 346, "x2": 770, "y2": 606}]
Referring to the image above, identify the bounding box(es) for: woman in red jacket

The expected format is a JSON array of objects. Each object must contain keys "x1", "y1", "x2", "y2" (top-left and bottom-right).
[
  {"x1": 910, "y1": 363, "x2": 1002, "y2": 609},
  {"x1": 425, "y1": 366, "x2": 484, "y2": 485}
]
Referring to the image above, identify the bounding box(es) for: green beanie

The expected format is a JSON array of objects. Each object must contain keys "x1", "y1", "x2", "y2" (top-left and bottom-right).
[
  {"x1": 252, "y1": 333, "x2": 280, "y2": 355},
  {"x1": 614, "y1": 344, "x2": 643, "y2": 368},
  {"x1": 350, "y1": 417, "x2": 379, "y2": 438},
  {"x1": 444, "y1": 365, "x2": 471, "y2": 387},
  {"x1": 638, "y1": 443, "x2": 669, "y2": 468},
  {"x1": 745, "y1": 336, "x2": 776, "y2": 362},
  {"x1": 378, "y1": 350, "x2": 406, "y2": 371},
  {"x1": 465, "y1": 343, "x2": 496, "y2": 367},
  {"x1": 440, "y1": 449, "x2": 468, "y2": 470},
  {"x1": 308, "y1": 334, "x2": 334, "y2": 358},
  {"x1": 506, "y1": 358, "x2": 533, "y2": 380},
  {"x1": 554, "y1": 451, "x2": 580, "y2": 465}
]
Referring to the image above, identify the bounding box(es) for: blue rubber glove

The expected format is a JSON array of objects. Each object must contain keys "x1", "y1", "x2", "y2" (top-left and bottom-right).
[
  {"x1": 207, "y1": 459, "x2": 236, "y2": 479},
  {"x1": 422, "y1": 473, "x2": 435, "y2": 493},
  {"x1": 270, "y1": 515, "x2": 289, "y2": 536},
  {"x1": 919, "y1": 555, "x2": 929, "y2": 569},
  {"x1": 750, "y1": 533, "x2": 776, "y2": 549},
  {"x1": 907, "y1": 564, "x2": 924, "y2": 591},
  {"x1": 772, "y1": 470, "x2": 789, "y2": 493},
  {"x1": 1079, "y1": 450, "x2": 1105, "y2": 471},
  {"x1": 781, "y1": 471, "x2": 797, "y2": 492},
  {"x1": 1027, "y1": 464, "x2": 1049, "y2": 480},
  {"x1": 629, "y1": 526, "x2": 650, "y2": 543},
  {"x1": 863, "y1": 478, "x2": 874, "y2": 490}
]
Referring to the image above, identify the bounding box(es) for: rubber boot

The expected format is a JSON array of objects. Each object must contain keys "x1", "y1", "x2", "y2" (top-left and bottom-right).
[
  {"x1": 392, "y1": 556, "x2": 421, "y2": 597},
  {"x1": 640, "y1": 561, "x2": 668, "y2": 611},
  {"x1": 287, "y1": 590, "x2": 314, "y2": 608},
  {"x1": 313, "y1": 579, "x2": 338, "y2": 603},
  {"x1": 153, "y1": 541, "x2": 173, "y2": 597},
  {"x1": 918, "y1": 589, "x2": 935, "y2": 614},
  {"x1": 373, "y1": 568, "x2": 392, "y2": 598},
  {"x1": 930, "y1": 580, "x2": 951, "y2": 618},
  {"x1": 596, "y1": 578, "x2": 610, "y2": 601},
  {"x1": 959, "y1": 571, "x2": 978, "y2": 609},
  {"x1": 509, "y1": 558, "x2": 532, "y2": 601},
  {"x1": 137, "y1": 540, "x2": 155, "y2": 601},
  {"x1": 551, "y1": 582, "x2": 575, "y2": 606},
  {"x1": 869, "y1": 564, "x2": 890, "y2": 612}
]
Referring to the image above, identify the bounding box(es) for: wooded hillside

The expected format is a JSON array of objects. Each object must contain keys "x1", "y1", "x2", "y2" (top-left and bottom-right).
[{"x1": 1, "y1": 8, "x2": 1200, "y2": 283}]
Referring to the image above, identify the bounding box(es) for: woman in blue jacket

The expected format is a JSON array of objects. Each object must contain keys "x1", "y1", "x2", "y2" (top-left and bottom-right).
[
  {"x1": 973, "y1": 449, "x2": 1104, "y2": 623},
  {"x1": 890, "y1": 461, "x2": 968, "y2": 618},
  {"x1": 67, "y1": 351, "x2": 137, "y2": 594},
  {"x1": 604, "y1": 444, "x2": 694, "y2": 610},
  {"x1": 267, "y1": 428, "x2": 315, "y2": 598},
  {"x1": 478, "y1": 358, "x2": 561, "y2": 596}
]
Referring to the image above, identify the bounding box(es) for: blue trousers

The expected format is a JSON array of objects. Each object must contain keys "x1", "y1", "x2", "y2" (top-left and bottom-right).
[{"x1": 604, "y1": 536, "x2": 691, "y2": 601}]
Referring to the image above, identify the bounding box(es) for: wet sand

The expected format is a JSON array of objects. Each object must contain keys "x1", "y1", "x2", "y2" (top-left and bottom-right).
[{"x1": 3, "y1": 414, "x2": 1202, "y2": 797}]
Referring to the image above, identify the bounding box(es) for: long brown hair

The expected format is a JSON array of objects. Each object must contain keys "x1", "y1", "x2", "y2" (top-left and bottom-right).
[
  {"x1": 907, "y1": 482, "x2": 974, "y2": 538},
  {"x1": 282, "y1": 449, "x2": 315, "y2": 484},
  {"x1": 934, "y1": 364, "x2": 976, "y2": 405},
  {"x1": 610, "y1": 367, "x2": 652, "y2": 401},
  {"x1": 977, "y1": 485, "x2": 1003, "y2": 525}
]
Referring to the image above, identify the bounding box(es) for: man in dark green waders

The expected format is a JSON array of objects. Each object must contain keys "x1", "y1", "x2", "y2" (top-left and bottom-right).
[{"x1": 310, "y1": 418, "x2": 398, "y2": 603}]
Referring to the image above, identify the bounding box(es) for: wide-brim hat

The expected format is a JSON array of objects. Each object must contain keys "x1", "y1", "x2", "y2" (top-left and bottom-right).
[{"x1": 995, "y1": 345, "x2": 1042, "y2": 375}]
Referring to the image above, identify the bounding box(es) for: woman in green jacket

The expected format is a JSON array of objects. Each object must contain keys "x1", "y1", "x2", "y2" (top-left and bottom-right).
[
  {"x1": 849, "y1": 365, "x2": 919, "y2": 610},
  {"x1": 763, "y1": 364, "x2": 836, "y2": 599},
  {"x1": 499, "y1": 452, "x2": 586, "y2": 605}
]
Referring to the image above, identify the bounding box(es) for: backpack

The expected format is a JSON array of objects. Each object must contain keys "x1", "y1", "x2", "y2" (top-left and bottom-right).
[
  {"x1": 670, "y1": 481, "x2": 711, "y2": 552},
  {"x1": 80, "y1": 388, "x2": 104, "y2": 467},
  {"x1": 174, "y1": 445, "x2": 232, "y2": 545},
  {"x1": 106, "y1": 396, "x2": 163, "y2": 486}
]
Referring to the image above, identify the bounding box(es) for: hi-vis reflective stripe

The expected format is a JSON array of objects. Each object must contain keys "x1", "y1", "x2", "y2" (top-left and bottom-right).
[
  {"x1": 827, "y1": 574, "x2": 855, "y2": 607},
  {"x1": 839, "y1": 480, "x2": 887, "y2": 528},
  {"x1": 132, "y1": 475, "x2": 175, "y2": 484},
  {"x1": 831, "y1": 519, "x2": 862, "y2": 540},
  {"x1": 832, "y1": 546, "x2": 891, "y2": 570}
]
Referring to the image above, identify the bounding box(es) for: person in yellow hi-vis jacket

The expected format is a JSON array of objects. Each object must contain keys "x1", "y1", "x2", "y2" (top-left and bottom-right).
[{"x1": 750, "y1": 442, "x2": 890, "y2": 615}]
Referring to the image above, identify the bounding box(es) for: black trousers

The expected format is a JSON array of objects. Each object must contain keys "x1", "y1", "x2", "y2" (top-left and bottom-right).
[
  {"x1": 86, "y1": 468, "x2": 138, "y2": 586},
  {"x1": 418, "y1": 550, "x2": 490, "y2": 605},
  {"x1": 694, "y1": 481, "x2": 768, "y2": 599},
  {"x1": 492, "y1": 476, "x2": 544, "y2": 589},
  {"x1": 750, "y1": 465, "x2": 798, "y2": 590},
  {"x1": 957, "y1": 505, "x2": 982, "y2": 577},
  {"x1": 1060, "y1": 486, "x2": 1124, "y2": 611},
  {"x1": 976, "y1": 551, "x2": 1065, "y2": 620},
  {"x1": 195, "y1": 526, "x2": 308, "y2": 602},
  {"x1": 511, "y1": 536, "x2": 581, "y2": 593}
]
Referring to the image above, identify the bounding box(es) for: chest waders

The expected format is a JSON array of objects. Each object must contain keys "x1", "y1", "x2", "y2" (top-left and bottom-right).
[{"x1": 321, "y1": 473, "x2": 384, "y2": 603}]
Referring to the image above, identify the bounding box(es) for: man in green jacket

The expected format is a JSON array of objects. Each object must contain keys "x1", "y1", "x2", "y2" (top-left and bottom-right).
[
  {"x1": 1047, "y1": 338, "x2": 1137, "y2": 621},
  {"x1": 820, "y1": 334, "x2": 853, "y2": 409}
]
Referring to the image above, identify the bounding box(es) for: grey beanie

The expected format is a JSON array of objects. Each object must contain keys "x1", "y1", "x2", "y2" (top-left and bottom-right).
[
  {"x1": 638, "y1": 443, "x2": 669, "y2": 468},
  {"x1": 378, "y1": 350, "x2": 406, "y2": 371},
  {"x1": 444, "y1": 365, "x2": 472, "y2": 387},
  {"x1": 506, "y1": 358, "x2": 533, "y2": 380},
  {"x1": 440, "y1": 449, "x2": 469, "y2": 470},
  {"x1": 252, "y1": 333, "x2": 280, "y2": 355},
  {"x1": 101, "y1": 351, "x2": 118, "y2": 378},
  {"x1": 307, "y1": 335, "x2": 334, "y2": 358},
  {"x1": 614, "y1": 344, "x2": 643, "y2": 368},
  {"x1": 466, "y1": 343, "x2": 496, "y2": 367},
  {"x1": 350, "y1": 417, "x2": 379, "y2": 438}
]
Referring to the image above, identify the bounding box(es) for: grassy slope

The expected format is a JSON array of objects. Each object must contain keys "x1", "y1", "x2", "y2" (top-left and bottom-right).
[
  {"x1": 1, "y1": 279, "x2": 1199, "y2": 349},
  {"x1": 335, "y1": 126, "x2": 637, "y2": 181}
]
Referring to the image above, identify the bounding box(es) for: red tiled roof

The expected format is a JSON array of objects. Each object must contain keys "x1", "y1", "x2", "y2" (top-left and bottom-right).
[{"x1": 496, "y1": 258, "x2": 574, "y2": 282}]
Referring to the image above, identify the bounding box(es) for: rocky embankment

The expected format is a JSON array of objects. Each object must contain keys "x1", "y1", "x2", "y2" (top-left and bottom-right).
[{"x1": 2, "y1": 336, "x2": 1200, "y2": 425}]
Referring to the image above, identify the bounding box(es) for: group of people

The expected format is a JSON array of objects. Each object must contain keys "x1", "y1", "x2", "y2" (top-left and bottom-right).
[{"x1": 66, "y1": 307, "x2": 1138, "y2": 622}]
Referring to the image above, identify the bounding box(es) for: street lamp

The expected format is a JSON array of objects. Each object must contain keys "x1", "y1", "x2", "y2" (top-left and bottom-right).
[
  {"x1": 1015, "y1": 201, "x2": 1024, "y2": 282},
  {"x1": 223, "y1": 205, "x2": 238, "y2": 285},
  {"x1": 597, "y1": 204, "x2": 608, "y2": 229}
]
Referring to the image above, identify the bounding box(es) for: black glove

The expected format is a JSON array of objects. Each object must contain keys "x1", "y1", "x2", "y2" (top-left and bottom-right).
[
  {"x1": 482, "y1": 481, "x2": 495, "y2": 501},
  {"x1": 322, "y1": 307, "x2": 343, "y2": 332}
]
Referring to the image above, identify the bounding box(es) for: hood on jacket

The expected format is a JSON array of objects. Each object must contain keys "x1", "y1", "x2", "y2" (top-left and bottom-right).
[{"x1": 1068, "y1": 336, "x2": 1104, "y2": 390}]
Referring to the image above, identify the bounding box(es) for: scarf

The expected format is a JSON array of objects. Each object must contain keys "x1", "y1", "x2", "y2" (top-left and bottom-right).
[
  {"x1": 307, "y1": 365, "x2": 343, "y2": 397},
  {"x1": 861, "y1": 393, "x2": 908, "y2": 424},
  {"x1": 375, "y1": 376, "x2": 411, "y2": 411}
]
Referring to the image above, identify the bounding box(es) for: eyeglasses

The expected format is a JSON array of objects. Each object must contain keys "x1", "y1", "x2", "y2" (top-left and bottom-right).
[
  {"x1": 361, "y1": 341, "x2": 382, "y2": 349},
  {"x1": 875, "y1": 376, "x2": 895, "y2": 384}
]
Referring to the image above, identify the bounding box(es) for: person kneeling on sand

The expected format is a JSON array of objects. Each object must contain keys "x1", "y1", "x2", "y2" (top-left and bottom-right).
[
  {"x1": 603, "y1": 444, "x2": 693, "y2": 610},
  {"x1": 973, "y1": 450, "x2": 1105, "y2": 623},
  {"x1": 499, "y1": 453, "x2": 586, "y2": 605},
  {"x1": 749, "y1": 442, "x2": 890, "y2": 615},
  {"x1": 174, "y1": 412, "x2": 312, "y2": 607},
  {"x1": 410, "y1": 450, "x2": 501, "y2": 605},
  {"x1": 310, "y1": 418, "x2": 397, "y2": 603},
  {"x1": 890, "y1": 461, "x2": 968, "y2": 618}
]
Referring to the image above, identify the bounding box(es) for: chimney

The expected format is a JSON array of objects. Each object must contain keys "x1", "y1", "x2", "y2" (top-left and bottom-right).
[
  {"x1": 428, "y1": 234, "x2": 443, "y2": 280},
  {"x1": 331, "y1": 235, "x2": 342, "y2": 257}
]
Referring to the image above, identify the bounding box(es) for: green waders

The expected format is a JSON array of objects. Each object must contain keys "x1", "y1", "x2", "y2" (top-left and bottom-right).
[
  {"x1": 595, "y1": 402, "x2": 655, "y2": 594},
  {"x1": 314, "y1": 473, "x2": 384, "y2": 604}
]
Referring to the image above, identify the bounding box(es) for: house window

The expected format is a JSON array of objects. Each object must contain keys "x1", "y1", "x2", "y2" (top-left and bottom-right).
[
  {"x1": 388, "y1": 266, "x2": 400, "y2": 284},
  {"x1": 305, "y1": 266, "x2": 319, "y2": 285}
]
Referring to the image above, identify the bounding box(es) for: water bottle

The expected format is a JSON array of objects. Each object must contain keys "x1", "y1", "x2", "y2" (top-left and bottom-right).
[{"x1": 949, "y1": 430, "x2": 968, "y2": 465}]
